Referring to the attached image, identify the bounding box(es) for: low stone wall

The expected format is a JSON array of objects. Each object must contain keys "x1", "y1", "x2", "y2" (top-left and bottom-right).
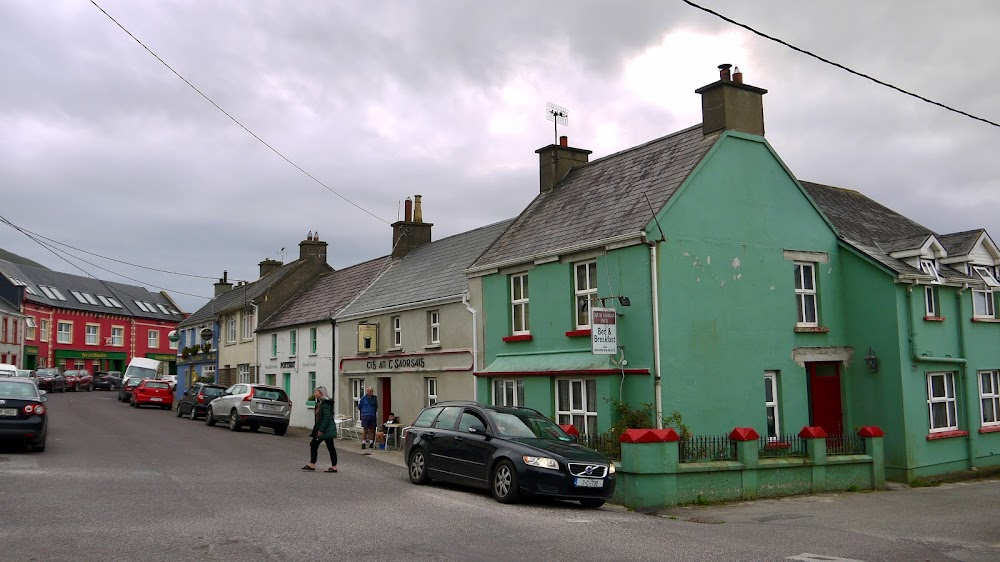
[{"x1": 614, "y1": 426, "x2": 885, "y2": 509}]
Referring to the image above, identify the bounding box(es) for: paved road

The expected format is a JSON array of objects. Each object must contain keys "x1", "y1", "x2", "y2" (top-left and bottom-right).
[{"x1": 0, "y1": 391, "x2": 991, "y2": 561}]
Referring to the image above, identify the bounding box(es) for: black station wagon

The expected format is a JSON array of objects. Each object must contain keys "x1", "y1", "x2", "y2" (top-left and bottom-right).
[{"x1": 403, "y1": 401, "x2": 616, "y2": 507}]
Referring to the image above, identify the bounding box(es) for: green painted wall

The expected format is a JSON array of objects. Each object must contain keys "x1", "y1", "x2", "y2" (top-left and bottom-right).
[{"x1": 651, "y1": 133, "x2": 846, "y2": 437}]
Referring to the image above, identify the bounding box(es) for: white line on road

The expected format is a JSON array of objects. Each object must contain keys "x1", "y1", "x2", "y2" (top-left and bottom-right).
[{"x1": 787, "y1": 554, "x2": 865, "y2": 562}]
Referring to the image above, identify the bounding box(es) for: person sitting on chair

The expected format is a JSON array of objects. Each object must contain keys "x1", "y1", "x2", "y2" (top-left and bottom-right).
[{"x1": 376, "y1": 412, "x2": 397, "y2": 449}]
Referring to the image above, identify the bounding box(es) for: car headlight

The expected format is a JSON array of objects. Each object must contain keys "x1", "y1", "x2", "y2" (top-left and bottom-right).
[
  {"x1": 522, "y1": 455, "x2": 559, "y2": 470},
  {"x1": 608, "y1": 463, "x2": 616, "y2": 474}
]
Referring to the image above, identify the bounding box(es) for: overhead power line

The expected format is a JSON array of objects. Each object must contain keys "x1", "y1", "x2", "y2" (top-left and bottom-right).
[
  {"x1": 680, "y1": 0, "x2": 1000, "y2": 129},
  {"x1": 87, "y1": 0, "x2": 392, "y2": 224}
]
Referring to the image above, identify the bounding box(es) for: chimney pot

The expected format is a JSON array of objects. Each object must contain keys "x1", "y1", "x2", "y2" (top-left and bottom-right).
[
  {"x1": 733, "y1": 66, "x2": 743, "y2": 84},
  {"x1": 413, "y1": 195, "x2": 423, "y2": 223},
  {"x1": 404, "y1": 197, "x2": 413, "y2": 222},
  {"x1": 559, "y1": 135, "x2": 568, "y2": 147},
  {"x1": 719, "y1": 63, "x2": 732, "y2": 81}
]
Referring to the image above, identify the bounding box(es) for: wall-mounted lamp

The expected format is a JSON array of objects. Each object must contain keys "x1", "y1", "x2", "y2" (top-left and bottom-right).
[
  {"x1": 864, "y1": 347, "x2": 879, "y2": 373},
  {"x1": 618, "y1": 296, "x2": 631, "y2": 307}
]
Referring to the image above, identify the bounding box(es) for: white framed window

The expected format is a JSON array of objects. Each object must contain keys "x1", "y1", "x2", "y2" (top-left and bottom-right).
[
  {"x1": 289, "y1": 330, "x2": 297, "y2": 356},
  {"x1": 203, "y1": 365, "x2": 217, "y2": 383},
  {"x1": 392, "y1": 316, "x2": 401, "y2": 348},
  {"x1": 927, "y1": 372, "x2": 958, "y2": 432},
  {"x1": 556, "y1": 378, "x2": 597, "y2": 436},
  {"x1": 972, "y1": 266, "x2": 998, "y2": 319},
  {"x1": 242, "y1": 309, "x2": 254, "y2": 340},
  {"x1": 309, "y1": 327, "x2": 318, "y2": 354},
  {"x1": 973, "y1": 265, "x2": 1000, "y2": 287},
  {"x1": 492, "y1": 379, "x2": 524, "y2": 407},
  {"x1": 134, "y1": 300, "x2": 150, "y2": 312},
  {"x1": 426, "y1": 377, "x2": 438, "y2": 407},
  {"x1": 428, "y1": 310, "x2": 440, "y2": 344},
  {"x1": 40, "y1": 286, "x2": 66, "y2": 301},
  {"x1": 979, "y1": 370, "x2": 1000, "y2": 427},
  {"x1": 57, "y1": 321, "x2": 72, "y2": 344},
  {"x1": 308, "y1": 372, "x2": 316, "y2": 396},
  {"x1": 157, "y1": 304, "x2": 170, "y2": 315},
  {"x1": 40, "y1": 319, "x2": 49, "y2": 342},
  {"x1": 226, "y1": 315, "x2": 237, "y2": 344},
  {"x1": 26, "y1": 317, "x2": 36, "y2": 341},
  {"x1": 574, "y1": 261, "x2": 598, "y2": 330},
  {"x1": 238, "y1": 363, "x2": 250, "y2": 383},
  {"x1": 764, "y1": 371, "x2": 780, "y2": 439},
  {"x1": 148, "y1": 330, "x2": 159, "y2": 349},
  {"x1": 85, "y1": 324, "x2": 99, "y2": 346},
  {"x1": 919, "y1": 259, "x2": 942, "y2": 284},
  {"x1": 270, "y1": 334, "x2": 277, "y2": 358},
  {"x1": 351, "y1": 378, "x2": 365, "y2": 420},
  {"x1": 111, "y1": 326, "x2": 124, "y2": 346},
  {"x1": 794, "y1": 262, "x2": 818, "y2": 326},
  {"x1": 71, "y1": 290, "x2": 88, "y2": 304},
  {"x1": 511, "y1": 274, "x2": 529, "y2": 335},
  {"x1": 925, "y1": 285, "x2": 939, "y2": 317}
]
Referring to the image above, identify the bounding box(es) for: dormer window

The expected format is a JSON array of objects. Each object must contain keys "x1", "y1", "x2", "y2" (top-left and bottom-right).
[
  {"x1": 919, "y1": 259, "x2": 942, "y2": 284},
  {"x1": 973, "y1": 266, "x2": 1000, "y2": 288}
]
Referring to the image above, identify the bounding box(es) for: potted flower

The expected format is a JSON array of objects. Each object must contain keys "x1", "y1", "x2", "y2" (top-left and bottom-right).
[
  {"x1": 306, "y1": 395, "x2": 316, "y2": 409},
  {"x1": 201, "y1": 343, "x2": 212, "y2": 354}
]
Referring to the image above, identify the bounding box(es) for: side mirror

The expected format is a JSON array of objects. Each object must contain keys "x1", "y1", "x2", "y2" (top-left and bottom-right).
[
  {"x1": 39, "y1": 390, "x2": 47, "y2": 396},
  {"x1": 40, "y1": 395, "x2": 48, "y2": 402}
]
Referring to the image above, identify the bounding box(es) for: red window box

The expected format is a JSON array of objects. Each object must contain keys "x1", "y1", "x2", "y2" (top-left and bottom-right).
[
  {"x1": 565, "y1": 329, "x2": 591, "y2": 338},
  {"x1": 926, "y1": 430, "x2": 968, "y2": 441},
  {"x1": 502, "y1": 334, "x2": 532, "y2": 343},
  {"x1": 923, "y1": 316, "x2": 945, "y2": 322}
]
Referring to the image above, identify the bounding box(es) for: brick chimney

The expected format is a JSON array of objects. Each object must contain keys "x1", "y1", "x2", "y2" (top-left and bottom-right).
[
  {"x1": 391, "y1": 195, "x2": 433, "y2": 259},
  {"x1": 258, "y1": 259, "x2": 282, "y2": 278},
  {"x1": 214, "y1": 271, "x2": 233, "y2": 296},
  {"x1": 695, "y1": 64, "x2": 768, "y2": 137},
  {"x1": 298, "y1": 231, "x2": 328, "y2": 263},
  {"x1": 535, "y1": 135, "x2": 591, "y2": 193}
]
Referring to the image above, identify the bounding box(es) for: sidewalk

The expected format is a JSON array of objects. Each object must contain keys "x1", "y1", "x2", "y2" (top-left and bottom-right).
[{"x1": 287, "y1": 427, "x2": 406, "y2": 468}]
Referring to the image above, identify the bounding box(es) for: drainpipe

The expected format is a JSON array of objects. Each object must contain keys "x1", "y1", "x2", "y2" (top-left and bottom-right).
[
  {"x1": 643, "y1": 235, "x2": 664, "y2": 429},
  {"x1": 955, "y1": 284, "x2": 976, "y2": 469},
  {"x1": 463, "y1": 291, "x2": 478, "y2": 403},
  {"x1": 905, "y1": 282, "x2": 966, "y2": 365},
  {"x1": 331, "y1": 319, "x2": 339, "y2": 420}
]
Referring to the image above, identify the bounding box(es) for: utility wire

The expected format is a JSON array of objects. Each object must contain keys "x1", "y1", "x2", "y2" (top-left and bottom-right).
[
  {"x1": 1, "y1": 214, "x2": 211, "y2": 301},
  {"x1": 88, "y1": 0, "x2": 392, "y2": 223},
  {"x1": 1, "y1": 218, "x2": 242, "y2": 282},
  {"x1": 680, "y1": 0, "x2": 1000, "y2": 129}
]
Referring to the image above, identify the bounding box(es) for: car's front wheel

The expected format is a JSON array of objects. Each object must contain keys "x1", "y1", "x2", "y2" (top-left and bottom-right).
[
  {"x1": 491, "y1": 460, "x2": 520, "y2": 504},
  {"x1": 205, "y1": 407, "x2": 216, "y2": 426},
  {"x1": 274, "y1": 425, "x2": 287, "y2": 436},
  {"x1": 228, "y1": 410, "x2": 241, "y2": 432},
  {"x1": 408, "y1": 448, "x2": 430, "y2": 484}
]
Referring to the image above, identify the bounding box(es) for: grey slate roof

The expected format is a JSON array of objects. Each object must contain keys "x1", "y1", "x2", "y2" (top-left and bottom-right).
[
  {"x1": 472, "y1": 125, "x2": 718, "y2": 269},
  {"x1": 178, "y1": 260, "x2": 309, "y2": 328},
  {"x1": 0, "y1": 249, "x2": 48, "y2": 269},
  {"x1": 0, "y1": 257, "x2": 182, "y2": 320},
  {"x1": 800, "y1": 182, "x2": 975, "y2": 281},
  {"x1": 338, "y1": 219, "x2": 514, "y2": 318},
  {"x1": 938, "y1": 230, "x2": 985, "y2": 256},
  {"x1": 257, "y1": 256, "x2": 388, "y2": 331}
]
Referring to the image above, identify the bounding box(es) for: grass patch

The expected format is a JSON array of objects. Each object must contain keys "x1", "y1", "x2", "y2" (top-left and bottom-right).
[{"x1": 909, "y1": 478, "x2": 941, "y2": 488}]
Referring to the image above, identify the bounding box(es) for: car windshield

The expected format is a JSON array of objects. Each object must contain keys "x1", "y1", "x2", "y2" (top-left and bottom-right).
[
  {"x1": 488, "y1": 410, "x2": 573, "y2": 441},
  {"x1": 202, "y1": 387, "x2": 224, "y2": 397},
  {"x1": 126, "y1": 377, "x2": 142, "y2": 386},
  {"x1": 124, "y1": 366, "x2": 157, "y2": 379},
  {"x1": 0, "y1": 369, "x2": 16, "y2": 377},
  {"x1": 36, "y1": 369, "x2": 59, "y2": 377},
  {"x1": 253, "y1": 388, "x2": 288, "y2": 402},
  {"x1": 144, "y1": 382, "x2": 169, "y2": 389},
  {"x1": 0, "y1": 381, "x2": 38, "y2": 399},
  {"x1": 15, "y1": 370, "x2": 33, "y2": 378}
]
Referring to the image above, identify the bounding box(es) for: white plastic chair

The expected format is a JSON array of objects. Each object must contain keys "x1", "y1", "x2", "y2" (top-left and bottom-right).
[{"x1": 334, "y1": 414, "x2": 356, "y2": 439}]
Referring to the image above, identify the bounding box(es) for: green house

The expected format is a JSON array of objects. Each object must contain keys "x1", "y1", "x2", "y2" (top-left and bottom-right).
[{"x1": 467, "y1": 66, "x2": 1000, "y2": 482}]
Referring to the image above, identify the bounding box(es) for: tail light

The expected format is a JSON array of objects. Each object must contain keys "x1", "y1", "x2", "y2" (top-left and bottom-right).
[
  {"x1": 23, "y1": 404, "x2": 46, "y2": 416},
  {"x1": 197, "y1": 393, "x2": 205, "y2": 404},
  {"x1": 242, "y1": 387, "x2": 256, "y2": 402}
]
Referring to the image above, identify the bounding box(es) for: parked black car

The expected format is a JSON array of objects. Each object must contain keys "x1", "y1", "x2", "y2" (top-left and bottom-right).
[
  {"x1": 93, "y1": 371, "x2": 123, "y2": 391},
  {"x1": 403, "y1": 401, "x2": 616, "y2": 507},
  {"x1": 0, "y1": 377, "x2": 48, "y2": 452},
  {"x1": 175, "y1": 382, "x2": 226, "y2": 420},
  {"x1": 118, "y1": 377, "x2": 143, "y2": 402},
  {"x1": 34, "y1": 368, "x2": 66, "y2": 393}
]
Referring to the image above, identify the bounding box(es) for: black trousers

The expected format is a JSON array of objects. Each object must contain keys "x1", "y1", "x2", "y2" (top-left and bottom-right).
[{"x1": 310, "y1": 437, "x2": 338, "y2": 465}]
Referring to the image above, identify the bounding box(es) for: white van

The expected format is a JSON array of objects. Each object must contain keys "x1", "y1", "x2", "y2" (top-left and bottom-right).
[
  {"x1": 122, "y1": 357, "x2": 161, "y2": 384},
  {"x1": 0, "y1": 363, "x2": 17, "y2": 377}
]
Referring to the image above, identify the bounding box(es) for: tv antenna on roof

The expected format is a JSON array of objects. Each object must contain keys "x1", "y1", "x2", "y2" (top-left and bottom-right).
[{"x1": 546, "y1": 102, "x2": 568, "y2": 144}]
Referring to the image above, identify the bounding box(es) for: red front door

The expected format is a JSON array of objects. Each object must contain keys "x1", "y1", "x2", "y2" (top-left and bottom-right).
[
  {"x1": 378, "y1": 377, "x2": 392, "y2": 423},
  {"x1": 808, "y1": 362, "x2": 843, "y2": 435}
]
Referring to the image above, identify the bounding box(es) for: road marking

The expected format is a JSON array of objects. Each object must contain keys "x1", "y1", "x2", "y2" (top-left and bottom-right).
[{"x1": 787, "y1": 554, "x2": 865, "y2": 562}]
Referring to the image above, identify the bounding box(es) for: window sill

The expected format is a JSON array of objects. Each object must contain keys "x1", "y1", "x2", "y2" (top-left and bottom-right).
[
  {"x1": 926, "y1": 430, "x2": 968, "y2": 441},
  {"x1": 503, "y1": 334, "x2": 533, "y2": 343},
  {"x1": 423, "y1": 344, "x2": 442, "y2": 350},
  {"x1": 794, "y1": 326, "x2": 830, "y2": 333},
  {"x1": 979, "y1": 425, "x2": 1000, "y2": 434},
  {"x1": 971, "y1": 317, "x2": 1000, "y2": 323},
  {"x1": 565, "y1": 329, "x2": 591, "y2": 338},
  {"x1": 923, "y1": 316, "x2": 946, "y2": 322}
]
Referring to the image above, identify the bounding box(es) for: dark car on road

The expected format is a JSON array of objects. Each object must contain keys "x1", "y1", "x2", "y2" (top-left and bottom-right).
[
  {"x1": 0, "y1": 377, "x2": 48, "y2": 452},
  {"x1": 34, "y1": 368, "x2": 66, "y2": 393},
  {"x1": 93, "y1": 371, "x2": 123, "y2": 391},
  {"x1": 118, "y1": 376, "x2": 143, "y2": 403},
  {"x1": 403, "y1": 401, "x2": 616, "y2": 507},
  {"x1": 176, "y1": 382, "x2": 226, "y2": 420},
  {"x1": 64, "y1": 370, "x2": 94, "y2": 392}
]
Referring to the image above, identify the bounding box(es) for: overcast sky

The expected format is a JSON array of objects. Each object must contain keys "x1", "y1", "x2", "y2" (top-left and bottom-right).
[{"x1": 2, "y1": 1, "x2": 999, "y2": 313}]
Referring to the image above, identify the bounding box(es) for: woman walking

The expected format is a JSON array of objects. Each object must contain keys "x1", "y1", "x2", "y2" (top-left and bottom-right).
[{"x1": 302, "y1": 386, "x2": 338, "y2": 473}]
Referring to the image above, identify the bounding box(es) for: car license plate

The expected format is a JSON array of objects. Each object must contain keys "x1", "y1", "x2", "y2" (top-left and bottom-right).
[
  {"x1": 573, "y1": 478, "x2": 603, "y2": 488},
  {"x1": 0, "y1": 408, "x2": 17, "y2": 416},
  {"x1": 150, "y1": 397, "x2": 162, "y2": 402},
  {"x1": 260, "y1": 403, "x2": 280, "y2": 411}
]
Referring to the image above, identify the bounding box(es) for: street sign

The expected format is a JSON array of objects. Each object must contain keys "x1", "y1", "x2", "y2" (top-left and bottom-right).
[{"x1": 591, "y1": 307, "x2": 617, "y2": 355}]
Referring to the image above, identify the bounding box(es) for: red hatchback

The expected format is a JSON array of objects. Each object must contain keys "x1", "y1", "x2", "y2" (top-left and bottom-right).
[
  {"x1": 131, "y1": 380, "x2": 173, "y2": 410},
  {"x1": 64, "y1": 370, "x2": 94, "y2": 392}
]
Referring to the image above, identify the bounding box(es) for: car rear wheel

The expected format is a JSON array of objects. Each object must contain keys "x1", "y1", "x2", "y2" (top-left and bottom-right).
[
  {"x1": 189, "y1": 407, "x2": 198, "y2": 421},
  {"x1": 408, "y1": 448, "x2": 430, "y2": 484},
  {"x1": 228, "y1": 411, "x2": 241, "y2": 432},
  {"x1": 274, "y1": 425, "x2": 287, "y2": 436},
  {"x1": 248, "y1": 423, "x2": 260, "y2": 432},
  {"x1": 176, "y1": 405, "x2": 184, "y2": 417},
  {"x1": 87, "y1": 384, "x2": 93, "y2": 392},
  {"x1": 579, "y1": 499, "x2": 605, "y2": 509},
  {"x1": 30, "y1": 441, "x2": 45, "y2": 453},
  {"x1": 491, "y1": 460, "x2": 520, "y2": 504},
  {"x1": 205, "y1": 407, "x2": 216, "y2": 426}
]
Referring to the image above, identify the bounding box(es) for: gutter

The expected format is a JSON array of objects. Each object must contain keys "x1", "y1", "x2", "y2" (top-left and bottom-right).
[
  {"x1": 465, "y1": 232, "x2": 646, "y2": 276},
  {"x1": 643, "y1": 234, "x2": 664, "y2": 429},
  {"x1": 955, "y1": 284, "x2": 976, "y2": 470}
]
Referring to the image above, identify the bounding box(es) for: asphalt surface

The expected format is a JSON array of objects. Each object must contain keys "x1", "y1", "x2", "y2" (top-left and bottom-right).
[{"x1": 0, "y1": 391, "x2": 995, "y2": 561}]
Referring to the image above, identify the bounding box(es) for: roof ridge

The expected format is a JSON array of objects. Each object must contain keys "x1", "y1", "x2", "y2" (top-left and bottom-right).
[{"x1": 579, "y1": 123, "x2": 705, "y2": 168}]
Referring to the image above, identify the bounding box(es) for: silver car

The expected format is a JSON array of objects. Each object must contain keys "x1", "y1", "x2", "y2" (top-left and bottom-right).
[{"x1": 204, "y1": 383, "x2": 290, "y2": 436}]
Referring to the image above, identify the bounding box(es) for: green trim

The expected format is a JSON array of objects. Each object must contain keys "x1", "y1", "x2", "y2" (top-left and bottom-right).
[
  {"x1": 24, "y1": 345, "x2": 39, "y2": 354},
  {"x1": 54, "y1": 349, "x2": 127, "y2": 360},
  {"x1": 146, "y1": 353, "x2": 178, "y2": 362}
]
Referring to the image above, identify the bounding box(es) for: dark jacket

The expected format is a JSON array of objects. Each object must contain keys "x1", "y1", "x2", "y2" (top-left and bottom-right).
[{"x1": 312, "y1": 399, "x2": 336, "y2": 440}]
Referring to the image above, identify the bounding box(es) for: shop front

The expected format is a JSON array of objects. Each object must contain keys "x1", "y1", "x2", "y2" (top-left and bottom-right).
[
  {"x1": 53, "y1": 349, "x2": 127, "y2": 372},
  {"x1": 24, "y1": 345, "x2": 38, "y2": 370}
]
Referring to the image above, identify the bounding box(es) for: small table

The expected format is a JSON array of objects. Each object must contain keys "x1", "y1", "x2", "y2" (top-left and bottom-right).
[{"x1": 382, "y1": 423, "x2": 403, "y2": 450}]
